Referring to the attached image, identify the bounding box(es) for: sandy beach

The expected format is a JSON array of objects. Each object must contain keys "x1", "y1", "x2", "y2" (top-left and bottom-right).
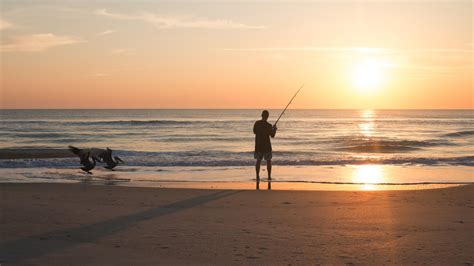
[{"x1": 1, "y1": 183, "x2": 472, "y2": 265}]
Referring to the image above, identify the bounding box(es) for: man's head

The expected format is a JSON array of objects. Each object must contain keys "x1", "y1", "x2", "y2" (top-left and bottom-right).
[{"x1": 261, "y1": 110, "x2": 269, "y2": 121}]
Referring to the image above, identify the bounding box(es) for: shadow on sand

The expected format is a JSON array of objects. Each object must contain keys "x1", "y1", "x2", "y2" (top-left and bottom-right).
[{"x1": 0, "y1": 189, "x2": 241, "y2": 264}]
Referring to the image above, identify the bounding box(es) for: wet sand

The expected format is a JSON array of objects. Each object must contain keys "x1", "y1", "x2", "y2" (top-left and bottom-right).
[{"x1": 1, "y1": 183, "x2": 473, "y2": 265}]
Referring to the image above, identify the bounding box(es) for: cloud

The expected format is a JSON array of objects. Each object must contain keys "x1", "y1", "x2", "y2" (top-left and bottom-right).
[
  {"x1": 222, "y1": 46, "x2": 472, "y2": 54},
  {"x1": 224, "y1": 45, "x2": 473, "y2": 72},
  {"x1": 0, "y1": 33, "x2": 85, "y2": 52},
  {"x1": 223, "y1": 46, "x2": 385, "y2": 53},
  {"x1": 95, "y1": 9, "x2": 265, "y2": 30},
  {"x1": 0, "y1": 18, "x2": 12, "y2": 30},
  {"x1": 97, "y1": 29, "x2": 116, "y2": 36}
]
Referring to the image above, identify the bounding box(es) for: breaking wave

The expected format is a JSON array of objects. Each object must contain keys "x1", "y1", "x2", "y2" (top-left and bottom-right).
[
  {"x1": 0, "y1": 149, "x2": 472, "y2": 168},
  {"x1": 443, "y1": 130, "x2": 474, "y2": 138}
]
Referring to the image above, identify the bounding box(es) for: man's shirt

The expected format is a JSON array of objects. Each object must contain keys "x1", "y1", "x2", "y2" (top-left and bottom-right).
[{"x1": 253, "y1": 120, "x2": 276, "y2": 153}]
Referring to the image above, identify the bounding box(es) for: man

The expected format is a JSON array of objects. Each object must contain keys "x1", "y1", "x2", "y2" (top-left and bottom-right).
[{"x1": 253, "y1": 110, "x2": 277, "y2": 190}]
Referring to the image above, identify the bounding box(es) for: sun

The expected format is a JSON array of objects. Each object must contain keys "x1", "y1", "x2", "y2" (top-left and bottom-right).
[{"x1": 351, "y1": 58, "x2": 385, "y2": 92}]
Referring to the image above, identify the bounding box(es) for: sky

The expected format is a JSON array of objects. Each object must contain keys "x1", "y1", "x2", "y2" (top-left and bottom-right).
[{"x1": 0, "y1": 0, "x2": 472, "y2": 109}]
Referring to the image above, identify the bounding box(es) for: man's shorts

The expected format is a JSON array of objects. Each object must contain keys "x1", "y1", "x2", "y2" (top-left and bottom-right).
[{"x1": 254, "y1": 151, "x2": 272, "y2": 160}]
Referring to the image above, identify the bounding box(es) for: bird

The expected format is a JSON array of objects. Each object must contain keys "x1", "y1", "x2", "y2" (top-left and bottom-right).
[
  {"x1": 68, "y1": 145, "x2": 84, "y2": 157},
  {"x1": 79, "y1": 152, "x2": 96, "y2": 174},
  {"x1": 68, "y1": 146, "x2": 123, "y2": 170},
  {"x1": 100, "y1": 148, "x2": 124, "y2": 170},
  {"x1": 68, "y1": 146, "x2": 106, "y2": 160},
  {"x1": 68, "y1": 146, "x2": 97, "y2": 174}
]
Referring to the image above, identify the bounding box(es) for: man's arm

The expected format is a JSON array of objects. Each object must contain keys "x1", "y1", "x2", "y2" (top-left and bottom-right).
[
  {"x1": 253, "y1": 121, "x2": 257, "y2": 134},
  {"x1": 270, "y1": 125, "x2": 277, "y2": 138}
]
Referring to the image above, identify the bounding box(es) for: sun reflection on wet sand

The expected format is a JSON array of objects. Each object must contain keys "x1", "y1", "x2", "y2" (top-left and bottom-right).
[{"x1": 354, "y1": 164, "x2": 384, "y2": 190}]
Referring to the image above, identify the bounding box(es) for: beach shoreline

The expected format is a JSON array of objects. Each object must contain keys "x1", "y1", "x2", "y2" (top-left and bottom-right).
[
  {"x1": 1, "y1": 183, "x2": 473, "y2": 264},
  {"x1": 1, "y1": 163, "x2": 472, "y2": 191}
]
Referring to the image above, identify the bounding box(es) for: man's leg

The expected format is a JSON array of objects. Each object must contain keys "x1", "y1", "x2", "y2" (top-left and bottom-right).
[
  {"x1": 255, "y1": 159, "x2": 262, "y2": 190},
  {"x1": 267, "y1": 159, "x2": 272, "y2": 190}
]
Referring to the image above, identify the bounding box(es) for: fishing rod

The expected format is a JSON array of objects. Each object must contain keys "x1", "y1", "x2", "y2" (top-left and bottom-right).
[{"x1": 273, "y1": 84, "x2": 305, "y2": 127}]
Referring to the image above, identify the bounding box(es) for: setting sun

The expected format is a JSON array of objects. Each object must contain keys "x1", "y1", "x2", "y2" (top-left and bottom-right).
[{"x1": 351, "y1": 58, "x2": 386, "y2": 92}]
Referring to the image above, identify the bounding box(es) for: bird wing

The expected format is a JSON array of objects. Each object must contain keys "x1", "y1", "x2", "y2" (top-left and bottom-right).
[{"x1": 68, "y1": 146, "x2": 83, "y2": 157}]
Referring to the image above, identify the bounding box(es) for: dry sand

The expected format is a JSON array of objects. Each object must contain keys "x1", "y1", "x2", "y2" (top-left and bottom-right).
[{"x1": 1, "y1": 183, "x2": 473, "y2": 265}]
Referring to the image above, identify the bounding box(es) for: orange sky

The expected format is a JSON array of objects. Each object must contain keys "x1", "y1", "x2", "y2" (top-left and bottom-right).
[{"x1": 1, "y1": 1, "x2": 472, "y2": 109}]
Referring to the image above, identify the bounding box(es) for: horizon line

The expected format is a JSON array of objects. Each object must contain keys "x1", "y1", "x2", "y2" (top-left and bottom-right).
[{"x1": 1, "y1": 108, "x2": 472, "y2": 111}]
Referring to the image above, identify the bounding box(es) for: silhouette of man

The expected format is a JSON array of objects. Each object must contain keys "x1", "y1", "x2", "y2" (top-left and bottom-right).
[{"x1": 253, "y1": 110, "x2": 277, "y2": 190}]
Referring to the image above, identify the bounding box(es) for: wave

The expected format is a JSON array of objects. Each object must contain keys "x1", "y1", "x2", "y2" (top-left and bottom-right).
[
  {"x1": 2, "y1": 118, "x2": 472, "y2": 127},
  {"x1": 336, "y1": 138, "x2": 454, "y2": 153},
  {"x1": 15, "y1": 133, "x2": 67, "y2": 138},
  {"x1": 5, "y1": 132, "x2": 460, "y2": 152},
  {"x1": 272, "y1": 156, "x2": 474, "y2": 167},
  {"x1": 443, "y1": 130, "x2": 474, "y2": 138},
  {"x1": 156, "y1": 136, "x2": 252, "y2": 142},
  {"x1": 272, "y1": 180, "x2": 474, "y2": 185},
  {"x1": 0, "y1": 153, "x2": 472, "y2": 168},
  {"x1": 0, "y1": 119, "x2": 252, "y2": 126},
  {"x1": 118, "y1": 179, "x2": 474, "y2": 186},
  {"x1": 81, "y1": 120, "x2": 209, "y2": 126},
  {"x1": 338, "y1": 145, "x2": 419, "y2": 153}
]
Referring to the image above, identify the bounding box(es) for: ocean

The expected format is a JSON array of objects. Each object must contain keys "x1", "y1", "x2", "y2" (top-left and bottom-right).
[{"x1": 1, "y1": 109, "x2": 473, "y2": 188}]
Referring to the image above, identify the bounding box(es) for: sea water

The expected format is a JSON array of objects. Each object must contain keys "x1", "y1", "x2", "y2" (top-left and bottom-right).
[{"x1": 1, "y1": 109, "x2": 473, "y2": 188}]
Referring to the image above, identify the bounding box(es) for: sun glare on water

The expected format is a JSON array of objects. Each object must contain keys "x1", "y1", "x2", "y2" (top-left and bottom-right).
[{"x1": 351, "y1": 58, "x2": 386, "y2": 92}]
